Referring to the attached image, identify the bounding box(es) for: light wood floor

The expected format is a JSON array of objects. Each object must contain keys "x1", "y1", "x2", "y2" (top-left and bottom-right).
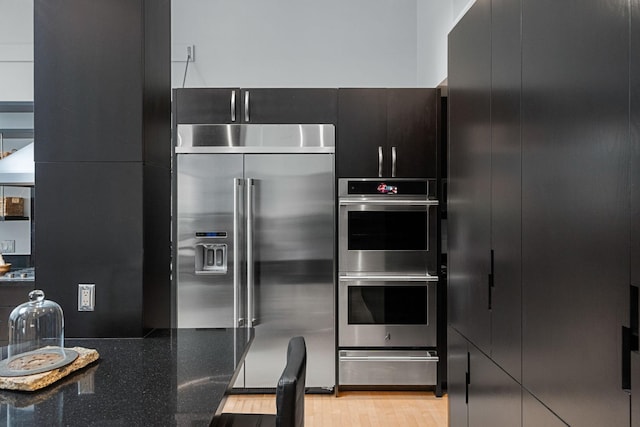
[{"x1": 223, "y1": 391, "x2": 448, "y2": 427}]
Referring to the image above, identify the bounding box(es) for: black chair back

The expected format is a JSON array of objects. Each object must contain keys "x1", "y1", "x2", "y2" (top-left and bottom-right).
[{"x1": 275, "y1": 336, "x2": 307, "y2": 427}]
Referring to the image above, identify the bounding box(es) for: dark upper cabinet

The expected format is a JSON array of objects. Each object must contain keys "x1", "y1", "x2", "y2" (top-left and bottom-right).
[
  {"x1": 521, "y1": 0, "x2": 630, "y2": 425},
  {"x1": 337, "y1": 88, "x2": 440, "y2": 178},
  {"x1": 173, "y1": 88, "x2": 337, "y2": 125},
  {"x1": 337, "y1": 89, "x2": 387, "y2": 178},
  {"x1": 174, "y1": 88, "x2": 240, "y2": 124},
  {"x1": 447, "y1": 0, "x2": 492, "y2": 352},
  {"x1": 489, "y1": 0, "x2": 522, "y2": 382},
  {"x1": 241, "y1": 89, "x2": 337, "y2": 124}
]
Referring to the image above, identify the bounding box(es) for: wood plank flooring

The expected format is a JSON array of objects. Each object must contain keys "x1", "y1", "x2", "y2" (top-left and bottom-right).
[{"x1": 223, "y1": 391, "x2": 448, "y2": 426}]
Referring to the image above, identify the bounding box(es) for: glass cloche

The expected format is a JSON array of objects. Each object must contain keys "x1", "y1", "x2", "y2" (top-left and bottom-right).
[{"x1": 0, "y1": 290, "x2": 77, "y2": 376}]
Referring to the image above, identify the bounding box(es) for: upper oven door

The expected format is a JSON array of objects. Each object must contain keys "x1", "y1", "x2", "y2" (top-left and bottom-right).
[{"x1": 339, "y1": 199, "x2": 438, "y2": 275}]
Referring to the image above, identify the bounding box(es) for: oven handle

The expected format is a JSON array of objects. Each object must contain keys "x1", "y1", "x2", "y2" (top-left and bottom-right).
[
  {"x1": 339, "y1": 274, "x2": 439, "y2": 282},
  {"x1": 338, "y1": 199, "x2": 439, "y2": 206},
  {"x1": 339, "y1": 355, "x2": 439, "y2": 362}
]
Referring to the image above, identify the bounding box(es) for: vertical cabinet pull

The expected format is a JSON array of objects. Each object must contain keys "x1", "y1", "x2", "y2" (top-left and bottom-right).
[
  {"x1": 488, "y1": 249, "x2": 494, "y2": 310},
  {"x1": 465, "y1": 351, "x2": 471, "y2": 404},
  {"x1": 623, "y1": 285, "x2": 639, "y2": 391},
  {"x1": 378, "y1": 146, "x2": 383, "y2": 177},
  {"x1": 391, "y1": 146, "x2": 397, "y2": 177},
  {"x1": 231, "y1": 91, "x2": 236, "y2": 122},
  {"x1": 244, "y1": 91, "x2": 250, "y2": 122}
]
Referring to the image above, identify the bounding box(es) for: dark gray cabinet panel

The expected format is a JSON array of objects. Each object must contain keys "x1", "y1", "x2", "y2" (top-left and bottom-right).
[
  {"x1": 241, "y1": 89, "x2": 337, "y2": 124},
  {"x1": 523, "y1": 390, "x2": 568, "y2": 427},
  {"x1": 35, "y1": 162, "x2": 145, "y2": 338},
  {"x1": 521, "y1": 0, "x2": 630, "y2": 425},
  {"x1": 632, "y1": 0, "x2": 640, "y2": 420},
  {"x1": 35, "y1": 0, "x2": 169, "y2": 163},
  {"x1": 489, "y1": 0, "x2": 522, "y2": 382},
  {"x1": 447, "y1": 0, "x2": 492, "y2": 352},
  {"x1": 387, "y1": 89, "x2": 439, "y2": 178},
  {"x1": 337, "y1": 88, "x2": 440, "y2": 178},
  {"x1": 174, "y1": 88, "x2": 240, "y2": 124},
  {"x1": 468, "y1": 344, "x2": 521, "y2": 427},
  {"x1": 448, "y1": 327, "x2": 468, "y2": 427},
  {"x1": 337, "y1": 89, "x2": 387, "y2": 178}
]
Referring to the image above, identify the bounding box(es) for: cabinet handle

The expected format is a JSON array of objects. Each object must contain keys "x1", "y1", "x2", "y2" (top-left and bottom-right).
[
  {"x1": 465, "y1": 351, "x2": 470, "y2": 404},
  {"x1": 378, "y1": 146, "x2": 383, "y2": 177},
  {"x1": 488, "y1": 250, "x2": 495, "y2": 310},
  {"x1": 622, "y1": 285, "x2": 639, "y2": 391},
  {"x1": 391, "y1": 146, "x2": 397, "y2": 177},
  {"x1": 244, "y1": 91, "x2": 250, "y2": 122},
  {"x1": 231, "y1": 91, "x2": 236, "y2": 122}
]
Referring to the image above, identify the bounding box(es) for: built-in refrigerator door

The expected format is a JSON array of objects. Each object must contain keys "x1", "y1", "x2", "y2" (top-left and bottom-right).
[
  {"x1": 176, "y1": 154, "x2": 245, "y2": 328},
  {"x1": 235, "y1": 153, "x2": 335, "y2": 390}
]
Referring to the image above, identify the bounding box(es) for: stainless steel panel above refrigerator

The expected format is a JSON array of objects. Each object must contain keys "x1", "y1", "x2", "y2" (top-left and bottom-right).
[{"x1": 175, "y1": 124, "x2": 335, "y2": 391}]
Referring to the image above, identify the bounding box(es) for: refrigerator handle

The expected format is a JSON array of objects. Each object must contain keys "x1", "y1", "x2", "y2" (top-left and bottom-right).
[
  {"x1": 233, "y1": 178, "x2": 243, "y2": 326},
  {"x1": 246, "y1": 178, "x2": 256, "y2": 327},
  {"x1": 231, "y1": 90, "x2": 236, "y2": 122},
  {"x1": 378, "y1": 146, "x2": 383, "y2": 177},
  {"x1": 244, "y1": 90, "x2": 250, "y2": 122},
  {"x1": 391, "y1": 146, "x2": 397, "y2": 177}
]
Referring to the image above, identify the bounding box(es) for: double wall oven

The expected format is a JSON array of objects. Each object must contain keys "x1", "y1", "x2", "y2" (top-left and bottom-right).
[{"x1": 337, "y1": 178, "x2": 439, "y2": 387}]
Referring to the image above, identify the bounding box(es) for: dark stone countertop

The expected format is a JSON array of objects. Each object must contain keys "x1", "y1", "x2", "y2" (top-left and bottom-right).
[{"x1": 0, "y1": 328, "x2": 253, "y2": 426}]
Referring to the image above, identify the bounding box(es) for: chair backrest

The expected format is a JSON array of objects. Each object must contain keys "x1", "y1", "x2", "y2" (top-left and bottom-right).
[{"x1": 275, "y1": 336, "x2": 307, "y2": 427}]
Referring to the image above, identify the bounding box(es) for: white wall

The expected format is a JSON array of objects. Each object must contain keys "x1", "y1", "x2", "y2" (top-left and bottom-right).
[
  {"x1": 172, "y1": 0, "x2": 419, "y2": 88},
  {"x1": 417, "y1": 0, "x2": 453, "y2": 87},
  {"x1": 0, "y1": 0, "x2": 478, "y2": 99},
  {"x1": 0, "y1": 0, "x2": 34, "y2": 101}
]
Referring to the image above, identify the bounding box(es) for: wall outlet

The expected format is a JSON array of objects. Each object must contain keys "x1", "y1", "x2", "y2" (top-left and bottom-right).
[
  {"x1": 78, "y1": 283, "x2": 95, "y2": 311},
  {"x1": 186, "y1": 44, "x2": 195, "y2": 62},
  {"x1": 0, "y1": 240, "x2": 15, "y2": 253}
]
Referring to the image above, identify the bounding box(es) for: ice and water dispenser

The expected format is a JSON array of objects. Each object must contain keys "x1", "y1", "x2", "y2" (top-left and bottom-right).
[{"x1": 194, "y1": 232, "x2": 228, "y2": 274}]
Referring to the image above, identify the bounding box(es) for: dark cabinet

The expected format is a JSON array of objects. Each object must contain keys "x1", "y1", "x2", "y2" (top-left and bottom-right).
[
  {"x1": 447, "y1": 0, "x2": 492, "y2": 353},
  {"x1": 173, "y1": 88, "x2": 337, "y2": 125},
  {"x1": 522, "y1": 390, "x2": 568, "y2": 427},
  {"x1": 174, "y1": 88, "x2": 239, "y2": 124},
  {"x1": 337, "y1": 88, "x2": 440, "y2": 178},
  {"x1": 488, "y1": 0, "x2": 522, "y2": 382},
  {"x1": 241, "y1": 89, "x2": 337, "y2": 124},
  {"x1": 448, "y1": 327, "x2": 469, "y2": 427},
  {"x1": 450, "y1": 0, "x2": 632, "y2": 425},
  {"x1": 521, "y1": 0, "x2": 630, "y2": 425},
  {"x1": 0, "y1": 284, "x2": 35, "y2": 346},
  {"x1": 448, "y1": 327, "x2": 521, "y2": 427}
]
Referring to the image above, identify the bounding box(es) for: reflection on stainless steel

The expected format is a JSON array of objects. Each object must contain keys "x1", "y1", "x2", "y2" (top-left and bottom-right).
[
  {"x1": 339, "y1": 350, "x2": 438, "y2": 386},
  {"x1": 175, "y1": 124, "x2": 335, "y2": 390},
  {"x1": 176, "y1": 124, "x2": 335, "y2": 152},
  {"x1": 338, "y1": 277, "x2": 437, "y2": 348}
]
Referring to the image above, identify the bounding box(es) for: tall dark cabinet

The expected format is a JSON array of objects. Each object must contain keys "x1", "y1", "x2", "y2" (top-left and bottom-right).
[
  {"x1": 34, "y1": 0, "x2": 171, "y2": 337},
  {"x1": 449, "y1": 0, "x2": 633, "y2": 425}
]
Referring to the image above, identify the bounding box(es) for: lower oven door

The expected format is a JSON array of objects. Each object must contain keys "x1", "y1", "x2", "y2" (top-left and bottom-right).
[{"x1": 338, "y1": 276, "x2": 437, "y2": 348}]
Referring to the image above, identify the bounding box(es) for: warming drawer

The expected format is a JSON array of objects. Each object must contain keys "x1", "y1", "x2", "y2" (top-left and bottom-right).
[{"x1": 339, "y1": 350, "x2": 438, "y2": 386}]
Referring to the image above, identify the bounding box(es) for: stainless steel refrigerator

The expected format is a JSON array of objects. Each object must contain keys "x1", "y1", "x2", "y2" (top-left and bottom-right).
[{"x1": 175, "y1": 124, "x2": 335, "y2": 390}]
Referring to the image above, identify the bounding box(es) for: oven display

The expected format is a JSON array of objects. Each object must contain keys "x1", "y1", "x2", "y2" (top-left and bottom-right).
[{"x1": 348, "y1": 286, "x2": 428, "y2": 325}]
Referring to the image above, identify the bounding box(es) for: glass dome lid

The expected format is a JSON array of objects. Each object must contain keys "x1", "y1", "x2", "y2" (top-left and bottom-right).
[{"x1": 0, "y1": 290, "x2": 78, "y2": 376}]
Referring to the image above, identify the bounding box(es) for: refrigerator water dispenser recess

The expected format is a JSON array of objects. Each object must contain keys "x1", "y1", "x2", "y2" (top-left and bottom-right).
[{"x1": 195, "y1": 243, "x2": 227, "y2": 274}]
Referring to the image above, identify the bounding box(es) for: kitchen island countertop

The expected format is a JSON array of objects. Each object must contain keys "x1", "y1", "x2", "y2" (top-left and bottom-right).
[{"x1": 0, "y1": 328, "x2": 253, "y2": 426}]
